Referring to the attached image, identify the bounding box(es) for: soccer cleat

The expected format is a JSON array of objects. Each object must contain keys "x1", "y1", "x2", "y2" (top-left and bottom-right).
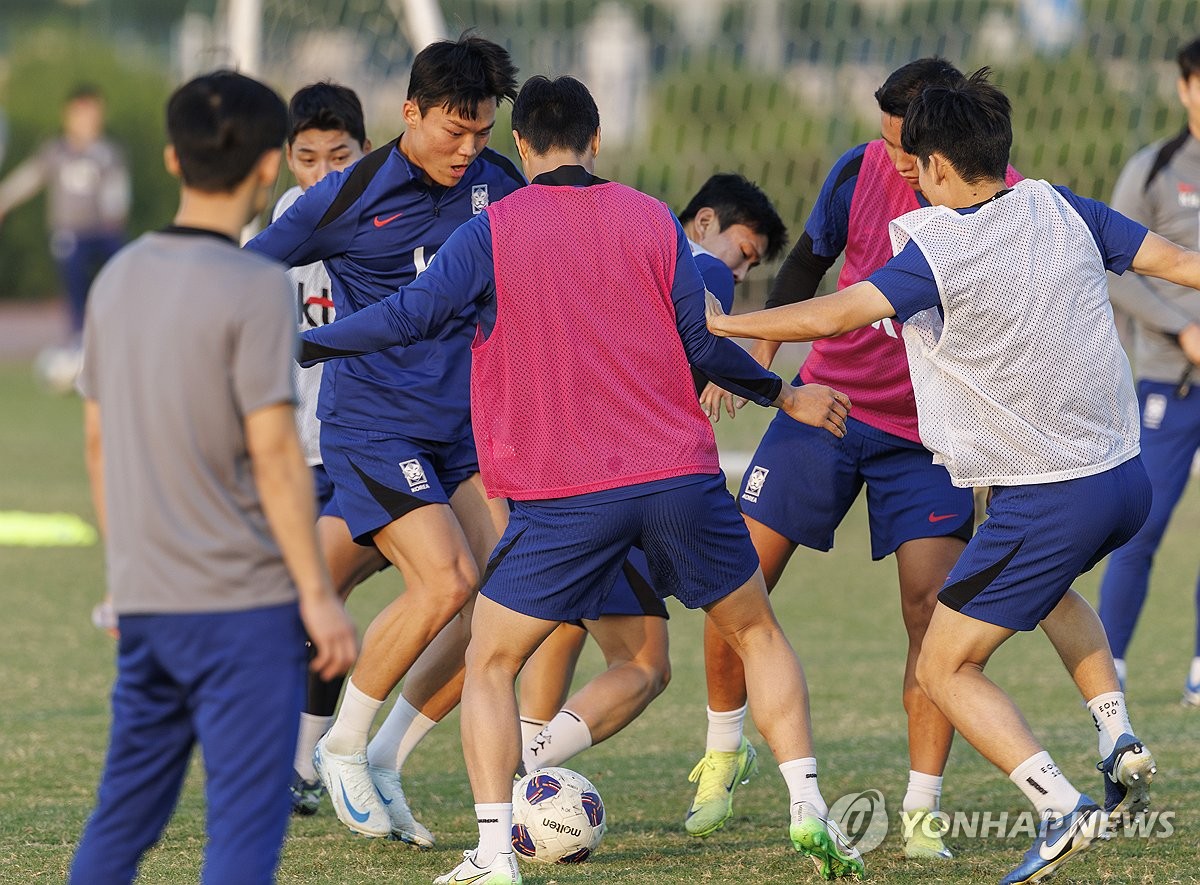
[
  {"x1": 684, "y1": 737, "x2": 758, "y2": 837},
  {"x1": 289, "y1": 769, "x2": 325, "y2": 816},
  {"x1": 999, "y1": 797, "x2": 1109, "y2": 884},
  {"x1": 312, "y1": 736, "x2": 392, "y2": 838},
  {"x1": 369, "y1": 765, "x2": 436, "y2": 847},
  {"x1": 1097, "y1": 733, "x2": 1156, "y2": 818},
  {"x1": 790, "y1": 801, "x2": 866, "y2": 880},
  {"x1": 900, "y1": 807, "x2": 953, "y2": 860},
  {"x1": 433, "y1": 850, "x2": 521, "y2": 885}
]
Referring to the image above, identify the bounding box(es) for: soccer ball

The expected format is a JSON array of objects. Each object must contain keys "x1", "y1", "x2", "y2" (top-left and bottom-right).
[{"x1": 511, "y1": 767, "x2": 606, "y2": 864}]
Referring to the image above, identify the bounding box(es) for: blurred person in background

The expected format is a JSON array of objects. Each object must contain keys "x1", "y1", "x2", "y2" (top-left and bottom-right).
[
  {"x1": 1097, "y1": 35, "x2": 1200, "y2": 707},
  {"x1": 0, "y1": 85, "x2": 130, "y2": 389}
]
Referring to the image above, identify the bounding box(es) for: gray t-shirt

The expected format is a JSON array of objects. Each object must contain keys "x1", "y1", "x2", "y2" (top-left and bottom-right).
[
  {"x1": 1109, "y1": 132, "x2": 1200, "y2": 383},
  {"x1": 0, "y1": 137, "x2": 129, "y2": 234},
  {"x1": 78, "y1": 229, "x2": 298, "y2": 614}
]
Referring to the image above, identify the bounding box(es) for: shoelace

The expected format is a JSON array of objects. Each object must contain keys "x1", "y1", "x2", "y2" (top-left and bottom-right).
[{"x1": 688, "y1": 751, "x2": 737, "y2": 803}]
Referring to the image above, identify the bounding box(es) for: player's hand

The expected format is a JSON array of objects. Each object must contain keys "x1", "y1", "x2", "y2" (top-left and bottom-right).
[
  {"x1": 774, "y1": 382, "x2": 851, "y2": 437},
  {"x1": 700, "y1": 381, "x2": 745, "y2": 422},
  {"x1": 300, "y1": 592, "x2": 358, "y2": 681},
  {"x1": 705, "y1": 289, "x2": 730, "y2": 336},
  {"x1": 91, "y1": 594, "x2": 119, "y2": 639},
  {"x1": 1180, "y1": 322, "x2": 1200, "y2": 366}
]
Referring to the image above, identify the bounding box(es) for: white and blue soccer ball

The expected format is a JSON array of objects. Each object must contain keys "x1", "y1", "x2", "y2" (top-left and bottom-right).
[{"x1": 511, "y1": 767, "x2": 606, "y2": 864}]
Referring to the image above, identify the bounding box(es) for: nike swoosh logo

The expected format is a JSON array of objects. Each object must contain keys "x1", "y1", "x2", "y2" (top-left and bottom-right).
[
  {"x1": 449, "y1": 873, "x2": 488, "y2": 884},
  {"x1": 377, "y1": 787, "x2": 393, "y2": 806},
  {"x1": 928, "y1": 512, "x2": 960, "y2": 523},
  {"x1": 340, "y1": 783, "x2": 371, "y2": 823},
  {"x1": 373, "y1": 212, "x2": 403, "y2": 228},
  {"x1": 1039, "y1": 815, "x2": 1085, "y2": 860}
]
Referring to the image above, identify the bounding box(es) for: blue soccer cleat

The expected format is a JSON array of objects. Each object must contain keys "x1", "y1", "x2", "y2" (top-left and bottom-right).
[
  {"x1": 999, "y1": 797, "x2": 1109, "y2": 885},
  {"x1": 1097, "y1": 733, "x2": 1156, "y2": 818}
]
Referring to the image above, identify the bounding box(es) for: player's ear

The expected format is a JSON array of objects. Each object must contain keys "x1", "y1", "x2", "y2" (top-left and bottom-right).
[
  {"x1": 590, "y1": 127, "x2": 601, "y2": 161},
  {"x1": 257, "y1": 148, "x2": 283, "y2": 187},
  {"x1": 362, "y1": 137, "x2": 372, "y2": 152},
  {"x1": 694, "y1": 206, "x2": 717, "y2": 236},
  {"x1": 163, "y1": 144, "x2": 181, "y2": 179},
  {"x1": 401, "y1": 99, "x2": 422, "y2": 130},
  {"x1": 513, "y1": 131, "x2": 531, "y2": 164}
]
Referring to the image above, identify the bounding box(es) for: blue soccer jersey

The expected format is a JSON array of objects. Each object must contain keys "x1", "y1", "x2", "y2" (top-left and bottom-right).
[{"x1": 247, "y1": 140, "x2": 525, "y2": 441}]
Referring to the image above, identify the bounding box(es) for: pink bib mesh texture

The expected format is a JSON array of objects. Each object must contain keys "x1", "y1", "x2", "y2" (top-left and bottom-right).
[{"x1": 472, "y1": 183, "x2": 720, "y2": 499}]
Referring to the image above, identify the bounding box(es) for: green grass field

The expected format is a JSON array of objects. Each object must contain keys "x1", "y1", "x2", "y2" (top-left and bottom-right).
[{"x1": 1, "y1": 360, "x2": 1197, "y2": 884}]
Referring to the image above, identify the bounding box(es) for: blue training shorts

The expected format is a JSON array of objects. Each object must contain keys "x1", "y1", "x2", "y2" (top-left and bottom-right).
[
  {"x1": 739, "y1": 411, "x2": 973, "y2": 560},
  {"x1": 319, "y1": 424, "x2": 479, "y2": 545},
  {"x1": 481, "y1": 473, "x2": 758, "y2": 622},
  {"x1": 939, "y1": 456, "x2": 1151, "y2": 631}
]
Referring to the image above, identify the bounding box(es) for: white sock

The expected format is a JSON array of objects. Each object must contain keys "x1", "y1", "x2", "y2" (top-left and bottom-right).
[
  {"x1": 1113, "y1": 657, "x2": 1128, "y2": 691},
  {"x1": 322, "y1": 678, "x2": 384, "y2": 756},
  {"x1": 1188, "y1": 656, "x2": 1200, "y2": 688},
  {"x1": 1009, "y1": 751, "x2": 1081, "y2": 819},
  {"x1": 1087, "y1": 691, "x2": 1133, "y2": 759},
  {"x1": 367, "y1": 694, "x2": 438, "y2": 772},
  {"x1": 520, "y1": 716, "x2": 549, "y2": 749},
  {"x1": 706, "y1": 704, "x2": 747, "y2": 753},
  {"x1": 902, "y1": 770, "x2": 944, "y2": 814},
  {"x1": 779, "y1": 757, "x2": 826, "y2": 817},
  {"x1": 473, "y1": 802, "x2": 513, "y2": 867},
  {"x1": 294, "y1": 713, "x2": 332, "y2": 780},
  {"x1": 523, "y1": 709, "x2": 592, "y2": 771}
]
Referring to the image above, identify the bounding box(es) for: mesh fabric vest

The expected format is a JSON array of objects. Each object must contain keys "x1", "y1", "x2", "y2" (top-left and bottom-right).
[
  {"x1": 800, "y1": 139, "x2": 921, "y2": 439},
  {"x1": 801, "y1": 140, "x2": 1023, "y2": 442},
  {"x1": 890, "y1": 180, "x2": 1140, "y2": 488},
  {"x1": 473, "y1": 182, "x2": 720, "y2": 500}
]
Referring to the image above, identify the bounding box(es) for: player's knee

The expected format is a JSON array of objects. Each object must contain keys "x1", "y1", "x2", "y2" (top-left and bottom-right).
[{"x1": 913, "y1": 650, "x2": 944, "y2": 701}]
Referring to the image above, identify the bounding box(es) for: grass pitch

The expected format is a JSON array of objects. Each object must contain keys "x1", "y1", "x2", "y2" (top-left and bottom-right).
[{"x1": 0, "y1": 361, "x2": 1197, "y2": 884}]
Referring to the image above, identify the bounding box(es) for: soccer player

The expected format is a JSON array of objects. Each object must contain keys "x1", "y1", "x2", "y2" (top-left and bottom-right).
[
  {"x1": 1097, "y1": 35, "x2": 1200, "y2": 706},
  {"x1": 517, "y1": 173, "x2": 789, "y2": 771},
  {"x1": 0, "y1": 85, "x2": 129, "y2": 357},
  {"x1": 301, "y1": 74, "x2": 864, "y2": 885},
  {"x1": 687, "y1": 58, "x2": 1015, "y2": 857},
  {"x1": 706, "y1": 68, "x2": 1200, "y2": 885},
  {"x1": 245, "y1": 34, "x2": 523, "y2": 841},
  {"x1": 266, "y1": 81, "x2": 388, "y2": 817},
  {"x1": 69, "y1": 70, "x2": 357, "y2": 885}
]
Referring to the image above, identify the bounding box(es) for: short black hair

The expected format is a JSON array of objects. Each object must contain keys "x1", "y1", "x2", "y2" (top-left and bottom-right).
[
  {"x1": 678, "y1": 173, "x2": 789, "y2": 261},
  {"x1": 900, "y1": 67, "x2": 1012, "y2": 185},
  {"x1": 1179, "y1": 37, "x2": 1200, "y2": 81},
  {"x1": 67, "y1": 83, "x2": 103, "y2": 104},
  {"x1": 407, "y1": 33, "x2": 519, "y2": 119},
  {"x1": 288, "y1": 81, "x2": 367, "y2": 147},
  {"x1": 166, "y1": 70, "x2": 288, "y2": 193},
  {"x1": 511, "y1": 75, "x2": 599, "y2": 155},
  {"x1": 874, "y1": 57, "x2": 966, "y2": 117}
]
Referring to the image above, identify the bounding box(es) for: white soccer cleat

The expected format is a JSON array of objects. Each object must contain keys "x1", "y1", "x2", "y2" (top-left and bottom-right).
[
  {"x1": 434, "y1": 850, "x2": 521, "y2": 885},
  {"x1": 312, "y1": 736, "x2": 391, "y2": 838},
  {"x1": 369, "y1": 765, "x2": 436, "y2": 847}
]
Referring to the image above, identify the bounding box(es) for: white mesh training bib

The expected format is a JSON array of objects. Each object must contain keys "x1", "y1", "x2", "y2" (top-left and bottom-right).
[{"x1": 889, "y1": 179, "x2": 1140, "y2": 488}]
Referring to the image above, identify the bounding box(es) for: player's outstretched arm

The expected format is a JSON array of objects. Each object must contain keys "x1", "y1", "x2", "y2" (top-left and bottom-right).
[
  {"x1": 707, "y1": 281, "x2": 895, "y2": 342},
  {"x1": 245, "y1": 402, "x2": 357, "y2": 680},
  {"x1": 1129, "y1": 231, "x2": 1200, "y2": 363}
]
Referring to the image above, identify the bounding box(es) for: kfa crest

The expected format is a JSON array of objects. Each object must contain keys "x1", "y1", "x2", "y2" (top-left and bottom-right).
[
  {"x1": 742, "y1": 466, "x2": 770, "y2": 503},
  {"x1": 471, "y1": 184, "x2": 490, "y2": 214},
  {"x1": 399, "y1": 458, "x2": 431, "y2": 493}
]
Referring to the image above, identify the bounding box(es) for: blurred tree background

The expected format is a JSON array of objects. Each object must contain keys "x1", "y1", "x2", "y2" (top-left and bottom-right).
[{"x1": 0, "y1": 0, "x2": 1197, "y2": 303}]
